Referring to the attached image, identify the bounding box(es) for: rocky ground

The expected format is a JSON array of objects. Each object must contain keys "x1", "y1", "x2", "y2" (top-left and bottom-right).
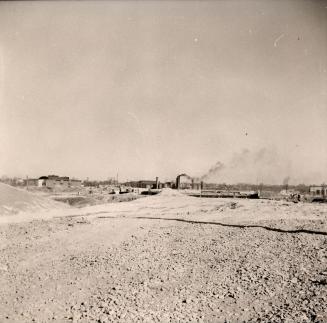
[{"x1": 0, "y1": 191, "x2": 326, "y2": 322}]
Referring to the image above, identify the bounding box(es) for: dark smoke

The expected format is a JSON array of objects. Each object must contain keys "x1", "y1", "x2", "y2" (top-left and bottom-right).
[
  {"x1": 201, "y1": 161, "x2": 224, "y2": 180},
  {"x1": 199, "y1": 147, "x2": 285, "y2": 184}
]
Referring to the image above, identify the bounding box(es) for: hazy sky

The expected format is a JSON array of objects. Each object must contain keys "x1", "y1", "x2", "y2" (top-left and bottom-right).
[{"x1": 0, "y1": 1, "x2": 326, "y2": 184}]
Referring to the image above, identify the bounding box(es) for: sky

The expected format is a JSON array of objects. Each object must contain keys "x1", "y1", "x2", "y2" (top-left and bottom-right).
[{"x1": 0, "y1": 0, "x2": 326, "y2": 184}]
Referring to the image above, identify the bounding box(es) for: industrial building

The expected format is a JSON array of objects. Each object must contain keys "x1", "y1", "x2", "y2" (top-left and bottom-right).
[
  {"x1": 176, "y1": 174, "x2": 202, "y2": 190},
  {"x1": 38, "y1": 175, "x2": 82, "y2": 189},
  {"x1": 126, "y1": 177, "x2": 159, "y2": 189},
  {"x1": 309, "y1": 185, "x2": 327, "y2": 197},
  {"x1": 25, "y1": 178, "x2": 39, "y2": 187}
]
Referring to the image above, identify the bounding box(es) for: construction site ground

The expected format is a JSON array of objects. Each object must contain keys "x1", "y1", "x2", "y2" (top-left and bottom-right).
[{"x1": 0, "y1": 188, "x2": 326, "y2": 322}]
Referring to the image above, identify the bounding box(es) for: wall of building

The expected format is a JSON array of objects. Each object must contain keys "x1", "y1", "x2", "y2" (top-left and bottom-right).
[
  {"x1": 41, "y1": 179, "x2": 69, "y2": 188},
  {"x1": 176, "y1": 175, "x2": 201, "y2": 190},
  {"x1": 69, "y1": 180, "x2": 82, "y2": 187},
  {"x1": 26, "y1": 179, "x2": 38, "y2": 186},
  {"x1": 310, "y1": 186, "x2": 327, "y2": 196},
  {"x1": 38, "y1": 179, "x2": 46, "y2": 187},
  {"x1": 37, "y1": 176, "x2": 81, "y2": 189}
]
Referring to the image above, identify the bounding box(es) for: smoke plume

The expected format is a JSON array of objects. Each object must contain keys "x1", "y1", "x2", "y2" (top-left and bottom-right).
[
  {"x1": 201, "y1": 161, "x2": 224, "y2": 180},
  {"x1": 200, "y1": 148, "x2": 290, "y2": 184}
]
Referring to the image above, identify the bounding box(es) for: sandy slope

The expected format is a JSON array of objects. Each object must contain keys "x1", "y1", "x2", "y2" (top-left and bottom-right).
[
  {"x1": 0, "y1": 183, "x2": 68, "y2": 216},
  {"x1": 0, "y1": 189, "x2": 326, "y2": 322}
]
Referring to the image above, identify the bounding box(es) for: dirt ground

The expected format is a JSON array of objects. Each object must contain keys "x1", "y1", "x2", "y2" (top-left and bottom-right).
[{"x1": 0, "y1": 190, "x2": 326, "y2": 322}]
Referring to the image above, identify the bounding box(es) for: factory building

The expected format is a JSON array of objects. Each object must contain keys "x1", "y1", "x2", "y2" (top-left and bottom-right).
[
  {"x1": 176, "y1": 174, "x2": 202, "y2": 190},
  {"x1": 309, "y1": 185, "x2": 327, "y2": 196},
  {"x1": 38, "y1": 175, "x2": 81, "y2": 188}
]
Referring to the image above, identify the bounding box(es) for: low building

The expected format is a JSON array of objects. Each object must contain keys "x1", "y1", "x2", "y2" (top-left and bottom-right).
[
  {"x1": 70, "y1": 179, "x2": 82, "y2": 187},
  {"x1": 309, "y1": 185, "x2": 327, "y2": 196},
  {"x1": 127, "y1": 180, "x2": 157, "y2": 189},
  {"x1": 38, "y1": 175, "x2": 81, "y2": 189},
  {"x1": 25, "y1": 178, "x2": 38, "y2": 186}
]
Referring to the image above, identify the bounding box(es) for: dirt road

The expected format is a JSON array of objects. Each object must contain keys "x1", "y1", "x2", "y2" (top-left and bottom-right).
[{"x1": 0, "y1": 192, "x2": 326, "y2": 322}]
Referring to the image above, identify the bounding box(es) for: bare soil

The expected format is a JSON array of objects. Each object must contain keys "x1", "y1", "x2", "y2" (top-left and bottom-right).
[{"x1": 0, "y1": 191, "x2": 326, "y2": 322}]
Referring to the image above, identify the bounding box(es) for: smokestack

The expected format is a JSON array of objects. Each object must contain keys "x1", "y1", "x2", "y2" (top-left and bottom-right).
[
  {"x1": 283, "y1": 176, "x2": 290, "y2": 192},
  {"x1": 155, "y1": 177, "x2": 159, "y2": 189},
  {"x1": 176, "y1": 175, "x2": 181, "y2": 190}
]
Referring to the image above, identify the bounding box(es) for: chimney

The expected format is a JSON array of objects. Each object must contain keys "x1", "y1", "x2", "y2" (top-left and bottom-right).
[
  {"x1": 176, "y1": 175, "x2": 180, "y2": 189},
  {"x1": 155, "y1": 177, "x2": 159, "y2": 189}
]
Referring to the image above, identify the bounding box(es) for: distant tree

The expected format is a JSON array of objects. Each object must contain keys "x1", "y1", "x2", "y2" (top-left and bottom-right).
[{"x1": 295, "y1": 184, "x2": 310, "y2": 194}]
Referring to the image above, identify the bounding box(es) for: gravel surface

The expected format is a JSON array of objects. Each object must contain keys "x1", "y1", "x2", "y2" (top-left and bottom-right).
[{"x1": 0, "y1": 193, "x2": 326, "y2": 322}]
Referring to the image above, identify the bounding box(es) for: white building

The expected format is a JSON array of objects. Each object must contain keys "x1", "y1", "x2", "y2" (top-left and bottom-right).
[{"x1": 309, "y1": 185, "x2": 327, "y2": 196}]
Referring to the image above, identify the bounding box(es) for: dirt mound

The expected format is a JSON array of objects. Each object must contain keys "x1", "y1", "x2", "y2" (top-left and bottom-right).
[
  {"x1": 158, "y1": 188, "x2": 185, "y2": 197},
  {"x1": 0, "y1": 183, "x2": 68, "y2": 216}
]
